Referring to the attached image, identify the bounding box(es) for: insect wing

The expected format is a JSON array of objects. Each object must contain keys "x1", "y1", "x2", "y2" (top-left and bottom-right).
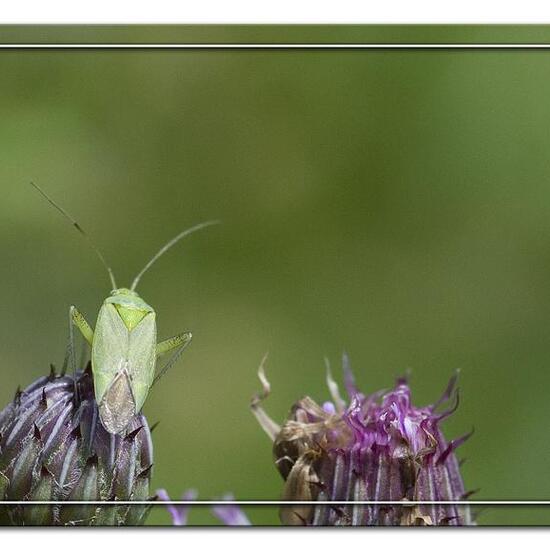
[
  {"x1": 127, "y1": 311, "x2": 157, "y2": 412},
  {"x1": 98, "y1": 369, "x2": 136, "y2": 434},
  {"x1": 92, "y1": 303, "x2": 130, "y2": 405}
]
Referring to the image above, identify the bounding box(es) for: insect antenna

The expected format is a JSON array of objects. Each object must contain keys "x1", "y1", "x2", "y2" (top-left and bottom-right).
[
  {"x1": 130, "y1": 220, "x2": 220, "y2": 291},
  {"x1": 30, "y1": 182, "x2": 118, "y2": 291}
]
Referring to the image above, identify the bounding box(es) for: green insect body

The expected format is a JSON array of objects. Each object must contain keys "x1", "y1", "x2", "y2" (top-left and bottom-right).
[
  {"x1": 32, "y1": 183, "x2": 216, "y2": 435},
  {"x1": 95, "y1": 291, "x2": 156, "y2": 420},
  {"x1": 71, "y1": 288, "x2": 191, "y2": 435}
]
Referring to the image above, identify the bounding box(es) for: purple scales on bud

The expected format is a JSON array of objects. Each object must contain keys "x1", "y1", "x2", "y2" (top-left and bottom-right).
[
  {"x1": 251, "y1": 354, "x2": 474, "y2": 526},
  {"x1": 0, "y1": 364, "x2": 154, "y2": 526}
]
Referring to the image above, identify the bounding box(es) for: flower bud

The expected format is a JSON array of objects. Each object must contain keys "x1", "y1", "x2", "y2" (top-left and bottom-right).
[{"x1": 0, "y1": 365, "x2": 154, "y2": 525}]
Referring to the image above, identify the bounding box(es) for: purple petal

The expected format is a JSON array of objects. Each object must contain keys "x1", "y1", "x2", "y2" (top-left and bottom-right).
[
  {"x1": 342, "y1": 352, "x2": 359, "y2": 398},
  {"x1": 434, "y1": 389, "x2": 460, "y2": 423},
  {"x1": 431, "y1": 370, "x2": 460, "y2": 412},
  {"x1": 211, "y1": 493, "x2": 251, "y2": 526},
  {"x1": 157, "y1": 488, "x2": 197, "y2": 526},
  {"x1": 436, "y1": 428, "x2": 474, "y2": 466}
]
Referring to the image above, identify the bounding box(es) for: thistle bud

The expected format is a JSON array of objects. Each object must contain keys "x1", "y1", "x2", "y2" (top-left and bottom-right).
[
  {"x1": 252, "y1": 355, "x2": 474, "y2": 526},
  {"x1": 0, "y1": 365, "x2": 154, "y2": 526}
]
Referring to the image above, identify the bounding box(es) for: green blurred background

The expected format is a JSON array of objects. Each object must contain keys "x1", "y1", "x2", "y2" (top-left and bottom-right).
[{"x1": 2, "y1": 25, "x2": 550, "y2": 525}]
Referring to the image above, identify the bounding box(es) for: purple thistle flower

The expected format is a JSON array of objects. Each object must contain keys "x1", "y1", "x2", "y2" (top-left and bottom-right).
[
  {"x1": 211, "y1": 493, "x2": 252, "y2": 526},
  {"x1": 157, "y1": 488, "x2": 197, "y2": 526},
  {"x1": 251, "y1": 354, "x2": 474, "y2": 526},
  {"x1": 0, "y1": 365, "x2": 154, "y2": 526},
  {"x1": 157, "y1": 489, "x2": 251, "y2": 526}
]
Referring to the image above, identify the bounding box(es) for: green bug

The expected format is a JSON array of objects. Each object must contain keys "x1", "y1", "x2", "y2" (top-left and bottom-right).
[{"x1": 32, "y1": 183, "x2": 218, "y2": 434}]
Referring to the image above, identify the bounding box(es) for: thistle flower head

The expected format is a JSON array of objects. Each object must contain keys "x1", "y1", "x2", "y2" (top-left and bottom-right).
[
  {"x1": 0, "y1": 365, "x2": 154, "y2": 526},
  {"x1": 252, "y1": 354, "x2": 474, "y2": 526}
]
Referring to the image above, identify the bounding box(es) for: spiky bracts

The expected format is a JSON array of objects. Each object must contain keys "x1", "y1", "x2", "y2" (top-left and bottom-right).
[
  {"x1": 251, "y1": 355, "x2": 474, "y2": 526},
  {"x1": 0, "y1": 365, "x2": 154, "y2": 526}
]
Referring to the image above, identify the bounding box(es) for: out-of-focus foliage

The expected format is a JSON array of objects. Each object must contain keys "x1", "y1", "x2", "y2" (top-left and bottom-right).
[{"x1": 1, "y1": 26, "x2": 550, "y2": 525}]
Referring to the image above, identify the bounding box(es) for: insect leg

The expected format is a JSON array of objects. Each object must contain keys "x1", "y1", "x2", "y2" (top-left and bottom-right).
[
  {"x1": 77, "y1": 335, "x2": 89, "y2": 370},
  {"x1": 71, "y1": 306, "x2": 94, "y2": 345},
  {"x1": 153, "y1": 332, "x2": 192, "y2": 385},
  {"x1": 62, "y1": 306, "x2": 94, "y2": 376}
]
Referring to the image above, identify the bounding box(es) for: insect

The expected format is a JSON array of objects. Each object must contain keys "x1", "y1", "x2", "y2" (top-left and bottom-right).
[{"x1": 32, "y1": 183, "x2": 218, "y2": 434}]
